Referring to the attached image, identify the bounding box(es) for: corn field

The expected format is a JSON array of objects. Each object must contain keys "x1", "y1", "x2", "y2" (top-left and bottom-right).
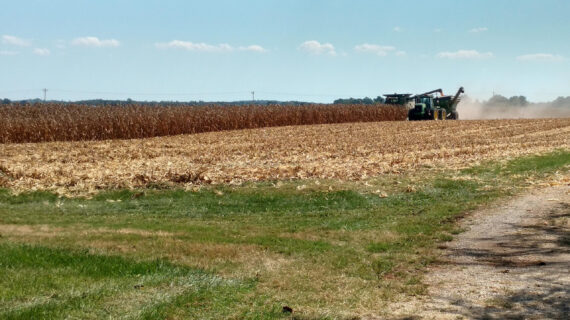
[{"x1": 0, "y1": 103, "x2": 406, "y2": 143}]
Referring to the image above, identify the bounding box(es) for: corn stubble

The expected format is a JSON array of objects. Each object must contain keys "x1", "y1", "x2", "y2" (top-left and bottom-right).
[
  {"x1": 1, "y1": 118, "x2": 568, "y2": 194},
  {"x1": 0, "y1": 103, "x2": 406, "y2": 143}
]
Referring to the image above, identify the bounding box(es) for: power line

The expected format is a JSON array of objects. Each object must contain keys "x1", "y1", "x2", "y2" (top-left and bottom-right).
[
  {"x1": 1, "y1": 88, "x2": 380, "y2": 101},
  {"x1": 48, "y1": 89, "x2": 249, "y2": 97},
  {"x1": 0, "y1": 89, "x2": 44, "y2": 94},
  {"x1": 256, "y1": 91, "x2": 367, "y2": 98},
  {"x1": 44, "y1": 89, "x2": 369, "y2": 98}
]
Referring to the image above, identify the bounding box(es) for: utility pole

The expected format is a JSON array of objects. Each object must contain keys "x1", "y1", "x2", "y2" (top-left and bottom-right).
[
  {"x1": 43, "y1": 88, "x2": 47, "y2": 102},
  {"x1": 251, "y1": 91, "x2": 255, "y2": 102}
]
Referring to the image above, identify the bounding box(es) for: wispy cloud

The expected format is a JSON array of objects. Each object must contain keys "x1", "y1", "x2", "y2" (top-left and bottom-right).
[
  {"x1": 72, "y1": 36, "x2": 120, "y2": 47},
  {"x1": 469, "y1": 27, "x2": 488, "y2": 33},
  {"x1": 33, "y1": 48, "x2": 50, "y2": 56},
  {"x1": 436, "y1": 49, "x2": 493, "y2": 59},
  {"x1": 0, "y1": 50, "x2": 19, "y2": 56},
  {"x1": 237, "y1": 45, "x2": 267, "y2": 53},
  {"x1": 55, "y1": 40, "x2": 67, "y2": 49},
  {"x1": 354, "y1": 43, "x2": 396, "y2": 57},
  {"x1": 2, "y1": 35, "x2": 31, "y2": 46},
  {"x1": 156, "y1": 40, "x2": 232, "y2": 52},
  {"x1": 298, "y1": 40, "x2": 336, "y2": 56},
  {"x1": 516, "y1": 53, "x2": 564, "y2": 62},
  {"x1": 393, "y1": 26, "x2": 402, "y2": 32},
  {"x1": 155, "y1": 40, "x2": 266, "y2": 53}
]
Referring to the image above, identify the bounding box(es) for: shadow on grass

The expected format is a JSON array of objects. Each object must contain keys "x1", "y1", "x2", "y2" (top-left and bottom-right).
[
  {"x1": 397, "y1": 202, "x2": 570, "y2": 320},
  {"x1": 397, "y1": 201, "x2": 570, "y2": 320},
  {"x1": 450, "y1": 202, "x2": 569, "y2": 265},
  {"x1": 419, "y1": 278, "x2": 569, "y2": 320}
]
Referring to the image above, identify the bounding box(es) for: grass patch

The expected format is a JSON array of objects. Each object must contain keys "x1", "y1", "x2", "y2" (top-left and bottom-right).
[
  {"x1": 0, "y1": 243, "x2": 269, "y2": 319},
  {"x1": 0, "y1": 150, "x2": 568, "y2": 318}
]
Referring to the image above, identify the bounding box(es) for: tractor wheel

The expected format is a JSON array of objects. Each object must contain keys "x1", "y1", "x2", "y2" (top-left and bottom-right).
[
  {"x1": 440, "y1": 109, "x2": 447, "y2": 120},
  {"x1": 433, "y1": 111, "x2": 438, "y2": 120},
  {"x1": 450, "y1": 111, "x2": 459, "y2": 120},
  {"x1": 408, "y1": 109, "x2": 415, "y2": 121}
]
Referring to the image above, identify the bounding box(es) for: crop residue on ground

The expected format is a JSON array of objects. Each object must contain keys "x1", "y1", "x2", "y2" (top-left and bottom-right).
[{"x1": 1, "y1": 118, "x2": 568, "y2": 194}]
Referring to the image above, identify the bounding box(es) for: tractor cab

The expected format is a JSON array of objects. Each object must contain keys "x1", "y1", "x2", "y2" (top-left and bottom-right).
[
  {"x1": 408, "y1": 94, "x2": 440, "y2": 120},
  {"x1": 415, "y1": 96, "x2": 433, "y2": 109},
  {"x1": 413, "y1": 95, "x2": 434, "y2": 114}
]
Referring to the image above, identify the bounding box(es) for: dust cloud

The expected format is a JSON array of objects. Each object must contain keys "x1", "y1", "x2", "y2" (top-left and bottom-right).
[{"x1": 457, "y1": 96, "x2": 570, "y2": 120}]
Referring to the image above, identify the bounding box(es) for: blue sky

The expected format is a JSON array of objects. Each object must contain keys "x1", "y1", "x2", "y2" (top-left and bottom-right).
[{"x1": 1, "y1": 0, "x2": 569, "y2": 102}]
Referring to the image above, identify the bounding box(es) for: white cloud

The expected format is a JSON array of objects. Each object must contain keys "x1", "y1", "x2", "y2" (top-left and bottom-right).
[
  {"x1": 434, "y1": 28, "x2": 443, "y2": 33},
  {"x1": 33, "y1": 48, "x2": 50, "y2": 56},
  {"x1": 155, "y1": 40, "x2": 266, "y2": 53},
  {"x1": 469, "y1": 27, "x2": 488, "y2": 33},
  {"x1": 354, "y1": 43, "x2": 396, "y2": 56},
  {"x1": 72, "y1": 36, "x2": 120, "y2": 47},
  {"x1": 298, "y1": 40, "x2": 336, "y2": 56},
  {"x1": 0, "y1": 50, "x2": 18, "y2": 56},
  {"x1": 238, "y1": 45, "x2": 267, "y2": 53},
  {"x1": 436, "y1": 49, "x2": 493, "y2": 59},
  {"x1": 516, "y1": 53, "x2": 564, "y2": 62},
  {"x1": 395, "y1": 50, "x2": 406, "y2": 56},
  {"x1": 393, "y1": 26, "x2": 402, "y2": 32},
  {"x1": 2, "y1": 35, "x2": 31, "y2": 46}
]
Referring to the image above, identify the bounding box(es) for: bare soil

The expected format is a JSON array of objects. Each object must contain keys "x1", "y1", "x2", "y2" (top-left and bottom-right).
[{"x1": 387, "y1": 185, "x2": 570, "y2": 319}]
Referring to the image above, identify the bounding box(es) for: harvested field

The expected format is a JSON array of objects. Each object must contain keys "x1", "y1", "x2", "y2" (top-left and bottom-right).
[
  {"x1": 1, "y1": 119, "x2": 569, "y2": 194},
  {"x1": 0, "y1": 103, "x2": 406, "y2": 143}
]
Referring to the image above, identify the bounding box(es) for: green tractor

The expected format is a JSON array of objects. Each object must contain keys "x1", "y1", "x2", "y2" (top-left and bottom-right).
[{"x1": 407, "y1": 87, "x2": 465, "y2": 120}]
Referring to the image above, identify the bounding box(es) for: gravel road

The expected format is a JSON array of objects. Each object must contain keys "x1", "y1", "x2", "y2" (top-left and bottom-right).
[{"x1": 388, "y1": 185, "x2": 569, "y2": 319}]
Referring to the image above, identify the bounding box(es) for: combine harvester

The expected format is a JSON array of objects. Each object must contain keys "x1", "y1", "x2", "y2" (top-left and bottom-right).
[{"x1": 384, "y1": 87, "x2": 465, "y2": 120}]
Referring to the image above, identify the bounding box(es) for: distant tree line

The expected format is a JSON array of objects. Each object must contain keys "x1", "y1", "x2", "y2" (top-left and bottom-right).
[
  {"x1": 550, "y1": 96, "x2": 570, "y2": 108},
  {"x1": 485, "y1": 95, "x2": 529, "y2": 107},
  {"x1": 2, "y1": 94, "x2": 570, "y2": 108},
  {"x1": 481, "y1": 94, "x2": 570, "y2": 108},
  {"x1": 333, "y1": 96, "x2": 385, "y2": 105}
]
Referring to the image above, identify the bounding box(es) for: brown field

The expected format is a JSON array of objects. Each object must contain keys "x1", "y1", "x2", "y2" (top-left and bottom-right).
[
  {"x1": 1, "y1": 118, "x2": 569, "y2": 194},
  {"x1": 0, "y1": 103, "x2": 405, "y2": 143}
]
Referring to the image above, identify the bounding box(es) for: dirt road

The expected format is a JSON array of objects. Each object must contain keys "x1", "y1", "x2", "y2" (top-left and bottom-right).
[{"x1": 389, "y1": 185, "x2": 570, "y2": 319}]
